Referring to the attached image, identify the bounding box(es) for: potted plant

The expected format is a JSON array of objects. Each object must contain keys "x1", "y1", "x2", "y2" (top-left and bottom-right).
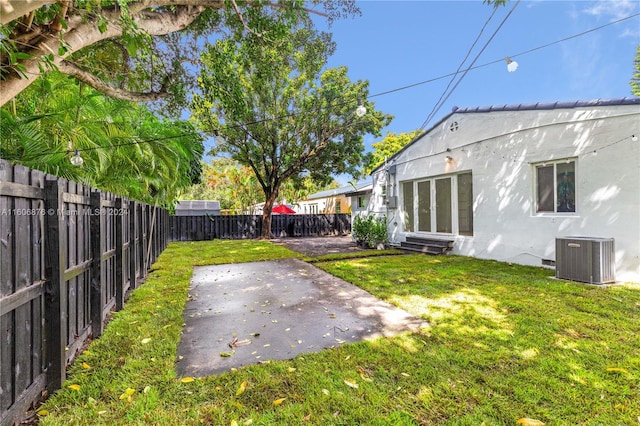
[
  {"x1": 352, "y1": 214, "x2": 372, "y2": 248},
  {"x1": 370, "y1": 216, "x2": 388, "y2": 249}
]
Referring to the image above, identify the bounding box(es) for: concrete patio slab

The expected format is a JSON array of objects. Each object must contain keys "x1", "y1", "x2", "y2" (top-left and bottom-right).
[{"x1": 176, "y1": 258, "x2": 429, "y2": 377}]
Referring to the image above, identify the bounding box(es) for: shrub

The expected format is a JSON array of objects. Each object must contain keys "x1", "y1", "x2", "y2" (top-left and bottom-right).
[{"x1": 352, "y1": 214, "x2": 387, "y2": 248}]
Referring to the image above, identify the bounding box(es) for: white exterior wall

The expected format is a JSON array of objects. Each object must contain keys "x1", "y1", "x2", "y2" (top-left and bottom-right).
[{"x1": 373, "y1": 104, "x2": 640, "y2": 282}]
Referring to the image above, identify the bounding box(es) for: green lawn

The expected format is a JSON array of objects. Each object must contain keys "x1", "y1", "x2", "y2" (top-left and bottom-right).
[{"x1": 38, "y1": 240, "x2": 640, "y2": 425}]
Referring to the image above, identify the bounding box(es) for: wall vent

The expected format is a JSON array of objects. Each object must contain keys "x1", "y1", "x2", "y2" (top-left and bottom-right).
[{"x1": 555, "y1": 237, "x2": 615, "y2": 284}]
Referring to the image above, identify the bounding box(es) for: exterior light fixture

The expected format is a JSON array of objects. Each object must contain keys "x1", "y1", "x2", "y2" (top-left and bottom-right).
[
  {"x1": 445, "y1": 155, "x2": 453, "y2": 163},
  {"x1": 505, "y1": 56, "x2": 518, "y2": 72},
  {"x1": 70, "y1": 150, "x2": 84, "y2": 166},
  {"x1": 355, "y1": 103, "x2": 367, "y2": 117},
  {"x1": 632, "y1": 134, "x2": 638, "y2": 142}
]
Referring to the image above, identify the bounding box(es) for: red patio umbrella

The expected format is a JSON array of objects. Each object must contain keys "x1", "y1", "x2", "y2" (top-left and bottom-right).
[{"x1": 272, "y1": 204, "x2": 296, "y2": 214}]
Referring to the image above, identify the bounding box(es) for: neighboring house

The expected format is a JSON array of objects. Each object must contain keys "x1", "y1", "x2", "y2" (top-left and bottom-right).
[
  {"x1": 366, "y1": 98, "x2": 640, "y2": 282},
  {"x1": 346, "y1": 182, "x2": 373, "y2": 218},
  {"x1": 297, "y1": 183, "x2": 370, "y2": 214}
]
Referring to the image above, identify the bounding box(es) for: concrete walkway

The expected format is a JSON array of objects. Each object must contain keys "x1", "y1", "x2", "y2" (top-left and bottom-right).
[{"x1": 176, "y1": 257, "x2": 429, "y2": 377}]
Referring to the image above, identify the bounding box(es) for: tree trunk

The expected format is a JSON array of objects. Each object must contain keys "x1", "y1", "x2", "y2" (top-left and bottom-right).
[{"x1": 261, "y1": 192, "x2": 277, "y2": 239}]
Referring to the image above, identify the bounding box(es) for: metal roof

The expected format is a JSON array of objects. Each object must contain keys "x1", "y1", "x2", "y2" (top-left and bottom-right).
[{"x1": 305, "y1": 181, "x2": 371, "y2": 200}]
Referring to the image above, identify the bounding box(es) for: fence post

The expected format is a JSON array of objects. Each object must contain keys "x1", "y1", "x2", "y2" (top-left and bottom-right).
[
  {"x1": 90, "y1": 191, "x2": 105, "y2": 338},
  {"x1": 43, "y1": 178, "x2": 67, "y2": 391},
  {"x1": 114, "y1": 198, "x2": 125, "y2": 310},
  {"x1": 129, "y1": 200, "x2": 137, "y2": 289}
]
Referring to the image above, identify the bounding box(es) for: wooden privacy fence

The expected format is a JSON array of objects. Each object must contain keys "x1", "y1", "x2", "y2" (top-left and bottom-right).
[
  {"x1": 170, "y1": 213, "x2": 351, "y2": 241},
  {"x1": 0, "y1": 160, "x2": 168, "y2": 426}
]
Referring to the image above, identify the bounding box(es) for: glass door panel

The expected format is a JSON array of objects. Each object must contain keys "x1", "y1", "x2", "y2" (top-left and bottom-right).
[
  {"x1": 417, "y1": 180, "x2": 431, "y2": 232},
  {"x1": 435, "y1": 178, "x2": 452, "y2": 233}
]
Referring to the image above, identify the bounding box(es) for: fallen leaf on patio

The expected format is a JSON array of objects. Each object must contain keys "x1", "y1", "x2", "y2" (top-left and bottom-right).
[
  {"x1": 250, "y1": 333, "x2": 260, "y2": 337},
  {"x1": 234, "y1": 339, "x2": 252, "y2": 347},
  {"x1": 322, "y1": 389, "x2": 330, "y2": 396},
  {"x1": 263, "y1": 344, "x2": 271, "y2": 347},
  {"x1": 180, "y1": 377, "x2": 195, "y2": 383},
  {"x1": 141, "y1": 338, "x2": 151, "y2": 344},
  {"x1": 343, "y1": 379, "x2": 359, "y2": 389},
  {"x1": 606, "y1": 367, "x2": 629, "y2": 374},
  {"x1": 82, "y1": 362, "x2": 91, "y2": 369},
  {"x1": 288, "y1": 367, "x2": 296, "y2": 372},
  {"x1": 67, "y1": 384, "x2": 81, "y2": 391},
  {"x1": 401, "y1": 372, "x2": 410, "y2": 377},
  {"x1": 516, "y1": 418, "x2": 545, "y2": 426},
  {"x1": 143, "y1": 386, "x2": 151, "y2": 393},
  {"x1": 231, "y1": 420, "x2": 238, "y2": 426},
  {"x1": 329, "y1": 314, "x2": 336, "y2": 319},
  {"x1": 345, "y1": 355, "x2": 351, "y2": 360},
  {"x1": 303, "y1": 413, "x2": 311, "y2": 421},
  {"x1": 273, "y1": 397, "x2": 287, "y2": 406},
  {"x1": 220, "y1": 350, "x2": 235, "y2": 357},
  {"x1": 37, "y1": 410, "x2": 48, "y2": 416},
  {"x1": 236, "y1": 381, "x2": 248, "y2": 396},
  {"x1": 87, "y1": 397, "x2": 97, "y2": 406}
]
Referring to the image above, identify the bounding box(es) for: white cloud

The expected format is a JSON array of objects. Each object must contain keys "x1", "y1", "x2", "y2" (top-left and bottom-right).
[{"x1": 583, "y1": 0, "x2": 639, "y2": 20}]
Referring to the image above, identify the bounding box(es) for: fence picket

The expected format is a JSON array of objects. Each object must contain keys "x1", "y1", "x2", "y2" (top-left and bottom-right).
[{"x1": 1, "y1": 159, "x2": 172, "y2": 425}]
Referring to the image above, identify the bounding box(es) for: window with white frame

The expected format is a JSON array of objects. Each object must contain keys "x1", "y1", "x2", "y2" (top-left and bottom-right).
[
  {"x1": 357, "y1": 196, "x2": 365, "y2": 208},
  {"x1": 534, "y1": 159, "x2": 576, "y2": 213}
]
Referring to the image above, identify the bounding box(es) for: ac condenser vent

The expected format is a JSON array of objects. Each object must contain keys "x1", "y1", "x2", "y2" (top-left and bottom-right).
[{"x1": 555, "y1": 237, "x2": 615, "y2": 284}]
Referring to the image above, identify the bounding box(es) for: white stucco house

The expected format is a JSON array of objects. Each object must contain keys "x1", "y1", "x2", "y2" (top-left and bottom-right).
[{"x1": 365, "y1": 98, "x2": 640, "y2": 282}]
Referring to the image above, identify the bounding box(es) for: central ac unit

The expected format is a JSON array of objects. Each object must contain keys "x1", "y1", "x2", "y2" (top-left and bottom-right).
[{"x1": 555, "y1": 237, "x2": 615, "y2": 284}]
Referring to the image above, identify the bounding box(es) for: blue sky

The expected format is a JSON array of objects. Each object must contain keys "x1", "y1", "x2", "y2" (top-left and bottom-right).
[{"x1": 313, "y1": 0, "x2": 639, "y2": 158}]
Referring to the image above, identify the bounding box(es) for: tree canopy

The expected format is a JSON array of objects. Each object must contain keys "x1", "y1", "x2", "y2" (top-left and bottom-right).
[
  {"x1": 1, "y1": 71, "x2": 203, "y2": 205},
  {"x1": 363, "y1": 130, "x2": 423, "y2": 176},
  {"x1": 0, "y1": 0, "x2": 359, "y2": 110},
  {"x1": 191, "y1": 17, "x2": 391, "y2": 237},
  {"x1": 179, "y1": 158, "x2": 339, "y2": 213}
]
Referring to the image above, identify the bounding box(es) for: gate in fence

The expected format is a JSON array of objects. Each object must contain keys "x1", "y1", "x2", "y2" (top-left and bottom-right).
[{"x1": 0, "y1": 160, "x2": 168, "y2": 426}]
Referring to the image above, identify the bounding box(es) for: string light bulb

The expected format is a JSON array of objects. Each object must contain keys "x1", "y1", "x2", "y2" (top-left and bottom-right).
[
  {"x1": 355, "y1": 103, "x2": 367, "y2": 117},
  {"x1": 505, "y1": 57, "x2": 518, "y2": 72},
  {"x1": 70, "y1": 150, "x2": 84, "y2": 166}
]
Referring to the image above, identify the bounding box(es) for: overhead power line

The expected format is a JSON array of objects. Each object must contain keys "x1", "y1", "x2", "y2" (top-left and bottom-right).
[
  {"x1": 419, "y1": 0, "x2": 521, "y2": 130},
  {"x1": 2, "y1": 11, "x2": 637, "y2": 160},
  {"x1": 368, "y1": 12, "x2": 639, "y2": 100}
]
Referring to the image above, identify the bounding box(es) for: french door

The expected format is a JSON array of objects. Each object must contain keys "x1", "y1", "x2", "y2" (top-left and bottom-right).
[{"x1": 402, "y1": 172, "x2": 473, "y2": 236}]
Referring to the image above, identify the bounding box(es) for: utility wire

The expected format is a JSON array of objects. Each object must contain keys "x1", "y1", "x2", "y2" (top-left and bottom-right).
[
  {"x1": 2, "y1": 11, "x2": 637, "y2": 160},
  {"x1": 419, "y1": 0, "x2": 521, "y2": 130},
  {"x1": 419, "y1": 4, "x2": 501, "y2": 131},
  {"x1": 368, "y1": 12, "x2": 639, "y2": 100}
]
